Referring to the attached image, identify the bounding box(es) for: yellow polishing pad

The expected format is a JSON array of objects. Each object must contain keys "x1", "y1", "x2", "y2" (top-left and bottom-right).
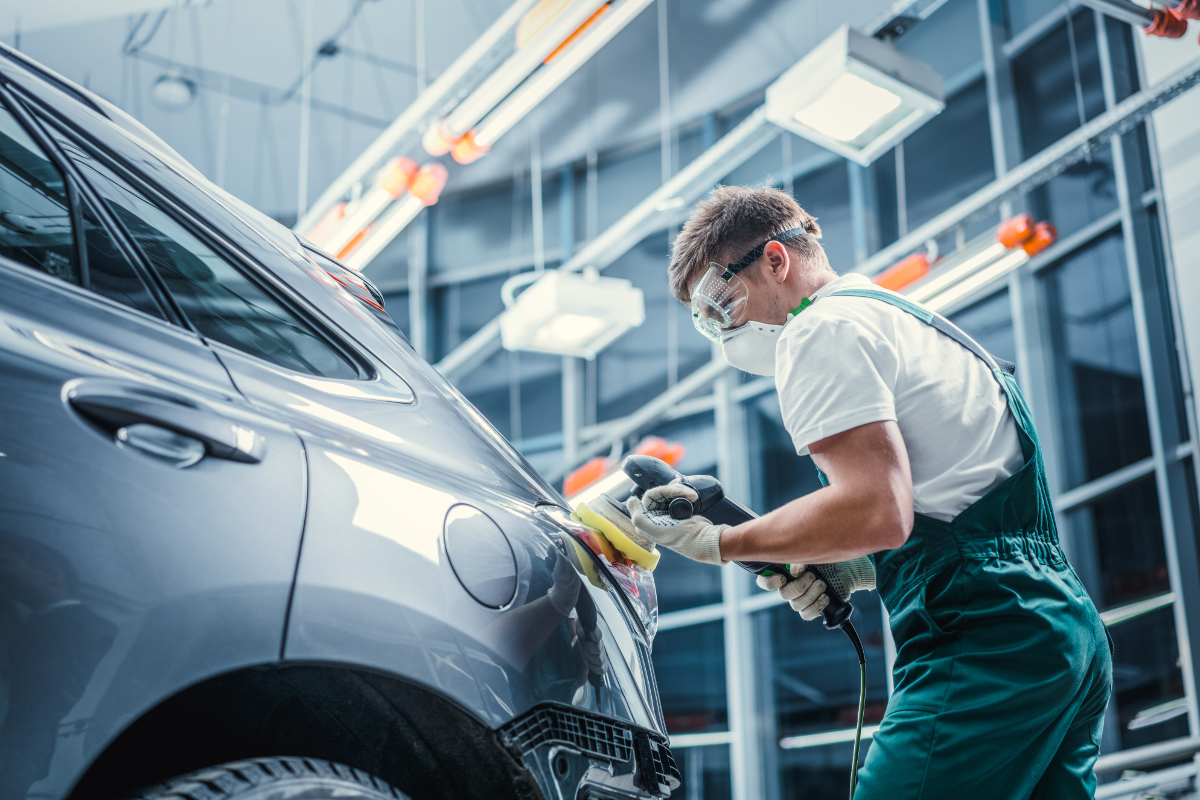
[
  {"x1": 576, "y1": 497, "x2": 661, "y2": 571},
  {"x1": 564, "y1": 536, "x2": 607, "y2": 590}
]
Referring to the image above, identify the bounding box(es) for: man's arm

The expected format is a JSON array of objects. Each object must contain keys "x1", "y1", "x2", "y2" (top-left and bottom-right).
[{"x1": 718, "y1": 420, "x2": 914, "y2": 564}]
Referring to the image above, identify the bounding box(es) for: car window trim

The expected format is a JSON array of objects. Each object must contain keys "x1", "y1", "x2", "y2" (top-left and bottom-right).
[
  {"x1": 0, "y1": 81, "x2": 179, "y2": 324},
  {"x1": 23, "y1": 100, "x2": 374, "y2": 382}
]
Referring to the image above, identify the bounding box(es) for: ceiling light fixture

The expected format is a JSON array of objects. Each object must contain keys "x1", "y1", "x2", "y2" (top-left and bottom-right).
[
  {"x1": 152, "y1": 73, "x2": 196, "y2": 110},
  {"x1": 499, "y1": 269, "x2": 645, "y2": 359},
  {"x1": 766, "y1": 25, "x2": 944, "y2": 166}
]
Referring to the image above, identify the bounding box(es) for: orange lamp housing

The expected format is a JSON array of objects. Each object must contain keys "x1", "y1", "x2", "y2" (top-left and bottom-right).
[
  {"x1": 451, "y1": 130, "x2": 491, "y2": 164},
  {"x1": 1173, "y1": 0, "x2": 1200, "y2": 19},
  {"x1": 563, "y1": 457, "x2": 609, "y2": 497},
  {"x1": 1145, "y1": 7, "x2": 1188, "y2": 38},
  {"x1": 410, "y1": 163, "x2": 449, "y2": 206},
  {"x1": 633, "y1": 436, "x2": 685, "y2": 468},
  {"x1": 997, "y1": 214, "x2": 1036, "y2": 249},
  {"x1": 874, "y1": 252, "x2": 931, "y2": 292},
  {"x1": 1022, "y1": 222, "x2": 1058, "y2": 256},
  {"x1": 377, "y1": 156, "x2": 420, "y2": 198}
]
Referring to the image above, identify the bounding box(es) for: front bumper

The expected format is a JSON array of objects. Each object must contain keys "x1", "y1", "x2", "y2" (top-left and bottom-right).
[{"x1": 500, "y1": 703, "x2": 681, "y2": 800}]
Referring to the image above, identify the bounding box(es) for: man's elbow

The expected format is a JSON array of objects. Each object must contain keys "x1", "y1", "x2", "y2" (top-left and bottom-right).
[{"x1": 868, "y1": 498, "x2": 913, "y2": 550}]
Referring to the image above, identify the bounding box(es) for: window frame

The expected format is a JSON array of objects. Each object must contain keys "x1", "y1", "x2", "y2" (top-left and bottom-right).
[
  {"x1": 14, "y1": 83, "x2": 375, "y2": 382},
  {"x1": 0, "y1": 79, "x2": 174, "y2": 325}
]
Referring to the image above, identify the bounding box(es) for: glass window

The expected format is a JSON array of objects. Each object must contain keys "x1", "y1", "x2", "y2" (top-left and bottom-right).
[
  {"x1": 0, "y1": 99, "x2": 163, "y2": 318},
  {"x1": 1066, "y1": 475, "x2": 1169, "y2": 610},
  {"x1": 756, "y1": 602, "x2": 888, "y2": 740},
  {"x1": 1105, "y1": 17, "x2": 1140, "y2": 104},
  {"x1": 1106, "y1": 606, "x2": 1187, "y2": 751},
  {"x1": 1004, "y1": 0, "x2": 1051, "y2": 40},
  {"x1": 757, "y1": 601, "x2": 887, "y2": 798},
  {"x1": 655, "y1": 548, "x2": 724, "y2": 615},
  {"x1": 903, "y1": 79, "x2": 996, "y2": 232},
  {"x1": 653, "y1": 621, "x2": 728, "y2": 735},
  {"x1": 1043, "y1": 231, "x2": 1151, "y2": 489},
  {"x1": 793, "y1": 163, "x2": 853, "y2": 273},
  {"x1": 1029, "y1": 143, "x2": 1118, "y2": 241},
  {"x1": 80, "y1": 200, "x2": 163, "y2": 316},
  {"x1": 750, "y1": 394, "x2": 825, "y2": 514},
  {"x1": 0, "y1": 100, "x2": 76, "y2": 282},
  {"x1": 57, "y1": 137, "x2": 358, "y2": 379},
  {"x1": 1012, "y1": 10, "x2": 1106, "y2": 158},
  {"x1": 950, "y1": 289, "x2": 1016, "y2": 367},
  {"x1": 673, "y1": 745, "x2": 732, "y2": 800}
]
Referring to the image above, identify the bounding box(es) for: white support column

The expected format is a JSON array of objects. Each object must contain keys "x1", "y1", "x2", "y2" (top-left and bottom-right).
[
  {"x1": 408, "y1": 212, "x2": 429, "y2": 359},
  {"x1": 716, "y1": 371, "x2": 763, "y2": 800},
  {"x1": 562, "y1": 356, "x2": 584, "y2": 468}
]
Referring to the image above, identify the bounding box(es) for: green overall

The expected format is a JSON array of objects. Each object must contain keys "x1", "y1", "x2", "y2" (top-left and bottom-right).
[{"x1": 823, "y1": 288, "x2": 1113, "y2": 798}]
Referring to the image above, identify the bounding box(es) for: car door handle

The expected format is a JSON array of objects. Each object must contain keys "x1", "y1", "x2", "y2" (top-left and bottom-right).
[{"x1": 68, "y1": 385, "x2": 267, "y2": 464}]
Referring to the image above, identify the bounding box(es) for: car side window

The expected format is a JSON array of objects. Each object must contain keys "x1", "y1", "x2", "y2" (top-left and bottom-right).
[
  {"x1": 55, "y1": 135, "x2": 359, "y2": 380},
  {"x1": 0, "y1": 100, "x2": 76, "y2": 280},
  {"x1": 0, "y1": 98, "x2": 164, "y2": 318}
]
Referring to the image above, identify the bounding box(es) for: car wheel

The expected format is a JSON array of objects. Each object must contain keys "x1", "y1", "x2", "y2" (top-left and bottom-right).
[{"x1": 131, "y1": 757, "x2": 411, "y2": 800}]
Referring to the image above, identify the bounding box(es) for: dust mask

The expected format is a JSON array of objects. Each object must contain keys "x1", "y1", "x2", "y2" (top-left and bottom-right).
[
  {"x1": 720, "y1": 321, "x2": 785, "y2": 376},
  {"x1": 718, "y1": 299, "x2": 812, "y2": 376}
]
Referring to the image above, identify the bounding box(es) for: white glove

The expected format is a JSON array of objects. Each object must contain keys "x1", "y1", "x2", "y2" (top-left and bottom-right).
[
  {"x1": 625, "y1": 479, "x2": 728, "y2": 565},
  {"x1": 546, "y1": 549, "x2": 582, "y2": 616},
  {"x1": 757, "y1": 558, "x2": 876, "y2": 621},
  {"x1": 578, "y1": 624, "x2": 606, "y2": 675}
]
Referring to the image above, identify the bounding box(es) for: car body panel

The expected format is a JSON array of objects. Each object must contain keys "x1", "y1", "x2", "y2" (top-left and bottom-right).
[{"x1": 0, "y1": 263, "x2": 306, "y2": 800}]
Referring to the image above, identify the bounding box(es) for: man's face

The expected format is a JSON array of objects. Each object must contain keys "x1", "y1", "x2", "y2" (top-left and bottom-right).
[{"x1": 736, "y1": 258, "x2": 791, "y2": 327}]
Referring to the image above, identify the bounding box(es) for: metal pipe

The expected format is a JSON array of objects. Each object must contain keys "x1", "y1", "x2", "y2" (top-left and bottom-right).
[{"x1": 1075, "y1": 0, "x2": 1154, "y2": 28}]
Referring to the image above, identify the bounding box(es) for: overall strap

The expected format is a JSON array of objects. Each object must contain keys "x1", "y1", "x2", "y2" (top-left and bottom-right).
[{"x1": 828, "y1": 288, "x2": 1017, "y2": 377}]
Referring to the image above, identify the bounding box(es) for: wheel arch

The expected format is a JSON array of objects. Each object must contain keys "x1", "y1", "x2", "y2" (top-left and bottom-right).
[{"x1": 69, "y1": 662, "x2": 543, "y2": 800}]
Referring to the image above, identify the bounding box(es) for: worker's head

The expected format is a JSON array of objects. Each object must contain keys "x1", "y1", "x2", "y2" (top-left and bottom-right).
[{"x1": 669, "y1": 185, "x2": 833, "y2": 338}]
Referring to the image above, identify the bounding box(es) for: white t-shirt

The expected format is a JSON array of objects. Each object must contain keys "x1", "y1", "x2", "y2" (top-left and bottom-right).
[{"x1": 774, "y1": 273, "x2": 1024, "y2": 522}]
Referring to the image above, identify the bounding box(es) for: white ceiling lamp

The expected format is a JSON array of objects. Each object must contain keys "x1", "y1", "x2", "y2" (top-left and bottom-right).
[
  {"x1": 766, "y1": 25, "x2": 944, "y2": 166},
  {"x1": 499, "y1": 269, "x2": 644, "y2": 359},
  {"x1": 151, "y1": 73, "x2": 196, "y2": 110}
]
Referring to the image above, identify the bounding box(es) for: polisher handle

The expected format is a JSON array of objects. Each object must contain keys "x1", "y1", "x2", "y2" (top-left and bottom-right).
[{"x1": 620, "y1": 454, "x2": 854, "y2": 630}]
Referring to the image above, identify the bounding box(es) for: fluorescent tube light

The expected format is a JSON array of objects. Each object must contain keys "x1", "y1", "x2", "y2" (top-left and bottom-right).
[
  {"x1": 767, "y1": 25, "x2": 944, "y2": 165},
  {"x1": 780, "y1": 725, "x2": 882, "y2": 750},
  {"x1": 474, "y1": 0, "x2": 654, "y2": 148},
  {"x1": 343, "y1": 195, "x2": 425, "y2": 271}
]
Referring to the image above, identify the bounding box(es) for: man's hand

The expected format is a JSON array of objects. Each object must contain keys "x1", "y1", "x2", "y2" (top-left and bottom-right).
[
  {"x1": 756, "y1": 558, "x2": 876, "y2": 621},
  {"x1": 758, "y1": 565, "x2": 828, "y2": 620},
  {"x1": 625, "y1": 479, "x2": 729, "y2": 564}
]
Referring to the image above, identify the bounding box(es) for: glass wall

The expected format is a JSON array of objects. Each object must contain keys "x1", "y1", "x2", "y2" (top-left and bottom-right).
[{"x1": 372, "y1": 0, "x2": 1199, "y2": 795}]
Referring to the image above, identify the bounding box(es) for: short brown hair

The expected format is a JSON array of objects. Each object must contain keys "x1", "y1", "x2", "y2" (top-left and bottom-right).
[{"x1": 669, "y1": 185, "x2": 824, "y2": 304}]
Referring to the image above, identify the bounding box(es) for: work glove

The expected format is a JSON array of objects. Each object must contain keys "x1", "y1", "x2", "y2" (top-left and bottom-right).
[
  {"x1": 546, "y1": 548, "x2": 582, "y2": 616},
  {"x1": 625, "y1": 478, "x2": 729, "y2": 565},
  {"x1": 757, "y1": 559, "x2": 876, "y2": 621}
]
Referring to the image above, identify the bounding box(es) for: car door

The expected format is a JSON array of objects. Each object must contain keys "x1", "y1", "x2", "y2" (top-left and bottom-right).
[{"x1": 0, "y1": 88, "x2": 305, "y2": 800}]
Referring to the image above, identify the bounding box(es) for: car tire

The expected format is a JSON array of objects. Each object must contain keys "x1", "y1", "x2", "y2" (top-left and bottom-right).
[{"x1": 130, "y1": 757, "x2": 412, "y2": 800}]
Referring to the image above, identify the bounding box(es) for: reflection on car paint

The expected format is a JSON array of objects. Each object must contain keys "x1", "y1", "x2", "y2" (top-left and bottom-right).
[{"x1": 0, "y1": 533, "x2": 116, "y2": 800}]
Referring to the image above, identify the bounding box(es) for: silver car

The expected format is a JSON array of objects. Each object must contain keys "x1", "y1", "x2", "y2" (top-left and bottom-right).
[{"x1": 0, "y1": 43, "x2": 676, "y2": 800}]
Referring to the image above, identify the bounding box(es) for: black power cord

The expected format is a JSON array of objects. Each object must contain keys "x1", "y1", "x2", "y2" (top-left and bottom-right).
[{"x1": 841, "y1": 621, "x2": 867, "y2": 798}]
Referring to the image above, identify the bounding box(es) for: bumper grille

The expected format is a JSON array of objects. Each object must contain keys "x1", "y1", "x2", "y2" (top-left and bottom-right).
[
  {"x1": 501, "y1": 704, "x2": 681, "y2": 797},
  {"x1": 502, "y1": 704, "x2": 634, "y2": 762}
]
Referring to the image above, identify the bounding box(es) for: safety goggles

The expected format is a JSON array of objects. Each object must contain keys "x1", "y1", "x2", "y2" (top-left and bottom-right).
[{"x1": 689, "y1": 227, "x2": 807, "y2": 341}]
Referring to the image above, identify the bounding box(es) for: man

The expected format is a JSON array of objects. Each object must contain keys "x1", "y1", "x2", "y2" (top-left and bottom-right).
[{"x1": 624, "y1": 185, "x2": 1112, "y2": 797}]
